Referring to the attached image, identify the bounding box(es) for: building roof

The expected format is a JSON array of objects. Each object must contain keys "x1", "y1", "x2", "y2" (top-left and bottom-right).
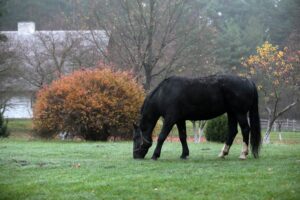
[{"x1": 1, "y1": 22, "x2": 109, "y2": 49}]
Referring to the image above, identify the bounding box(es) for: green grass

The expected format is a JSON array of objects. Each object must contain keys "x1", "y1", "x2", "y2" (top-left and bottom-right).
[
  {"x1": 2, "y1": 119, "x2": 300, "y2": 199},
  {"x1": 6, "y1": 119, "x2": 33, "y2": 138},
  {"x1": 7, "y1": 119, "x2": 32, "y2": 132},
  {"x1": 0, "y1": 139, "x2": 300, "y2": 200}
]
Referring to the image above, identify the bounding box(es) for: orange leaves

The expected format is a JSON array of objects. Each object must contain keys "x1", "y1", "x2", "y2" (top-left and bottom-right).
[
  {"x1": 33, "y1": 65, "x2": 145, "y2": 140},
  {"x1": 241, "y1": 41, "x2": 295, "y2": 90},
  {"x1": 240, "y1": 41, "x2": 299, "y2": 109}
]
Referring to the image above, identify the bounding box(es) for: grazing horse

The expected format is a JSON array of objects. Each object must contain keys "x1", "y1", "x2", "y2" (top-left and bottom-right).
[{"x1": 133, "y1": 75, "x2": 261, "y2": 160}]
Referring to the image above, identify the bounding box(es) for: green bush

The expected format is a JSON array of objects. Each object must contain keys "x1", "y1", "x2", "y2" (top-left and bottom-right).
[
  {"x1": 205, "y1": 114, "x2": 228, "y2": 142},
  {"x1": 0, "y1": 113, "x2": 9, "y2": 138}
]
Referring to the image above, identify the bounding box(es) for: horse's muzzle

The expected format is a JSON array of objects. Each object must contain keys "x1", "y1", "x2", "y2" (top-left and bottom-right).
[
  {"x1": 133, "y1": 148, "x2": 149, "y2": 159},
  {"x1": 133, "y1": 153, "x2": 145, "y2": 159}
]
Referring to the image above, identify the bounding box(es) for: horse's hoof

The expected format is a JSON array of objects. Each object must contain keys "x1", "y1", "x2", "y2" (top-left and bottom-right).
[
  {"x1": 239, "y1": 154, "x2": 247, "y2": 160},
  {"x1": 180, "y1": 155, "x2": 188, "y2": 160},
  {"x1": 151, "y1": 156, "x2": 158, "y2": 161},
  {"x1": 218, "y1": 152, "x2": 226, "y2": 158}
]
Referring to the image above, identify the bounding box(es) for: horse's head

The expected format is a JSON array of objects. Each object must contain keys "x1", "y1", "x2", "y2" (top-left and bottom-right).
[{"x1": 133, "y1": 123, "x2": 152, "y2": 159}]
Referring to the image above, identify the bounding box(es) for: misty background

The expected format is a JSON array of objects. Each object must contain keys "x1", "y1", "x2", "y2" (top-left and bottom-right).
[{"x1": 0, "y1": 0, "x2": 299, "y2": 120}]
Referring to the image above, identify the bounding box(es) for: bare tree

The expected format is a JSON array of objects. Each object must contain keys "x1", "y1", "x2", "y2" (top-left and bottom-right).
[
  {"x1": 14, "y1": 35, "x2": 55, "y2": 89},
  {"x1": 0, "y1": 34, "x2": 19, "y2": 113},
  {"x1": 89, "y1": 0, "x2": 215, "y2": 90},
  {"x1": 14, "y1": 30, "x2": 105, "y2": 90}
]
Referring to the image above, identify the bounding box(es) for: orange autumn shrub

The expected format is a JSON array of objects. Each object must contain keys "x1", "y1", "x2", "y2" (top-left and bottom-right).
[{"x1": 33, "y1": 67, "x2": 145, "y2": 141}]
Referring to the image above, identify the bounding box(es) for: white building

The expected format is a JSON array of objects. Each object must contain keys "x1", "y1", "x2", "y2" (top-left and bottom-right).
[{"x1": 1, "y1": 22, "x2": 109, "y2": 118}]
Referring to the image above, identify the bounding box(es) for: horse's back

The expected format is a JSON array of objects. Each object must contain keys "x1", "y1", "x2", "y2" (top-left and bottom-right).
[{"x1": 146, "y1": 75, "x2": 256, "y2": 120}]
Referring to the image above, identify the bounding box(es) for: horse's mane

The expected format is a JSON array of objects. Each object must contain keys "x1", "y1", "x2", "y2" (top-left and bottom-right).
[{"x1": 141, "y1": 77, "x2": 173, "y2": 113}]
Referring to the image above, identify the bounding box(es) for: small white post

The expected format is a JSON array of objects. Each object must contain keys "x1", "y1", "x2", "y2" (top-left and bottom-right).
[
  {"x1": 278, "y1": 132, "x2": 282, "y2": 141},
  {"x1": 293, "y1": 120, "x2": 296, "y2": 132}
]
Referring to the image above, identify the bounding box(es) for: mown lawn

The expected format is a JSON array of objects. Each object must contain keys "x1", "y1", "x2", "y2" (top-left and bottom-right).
[
  {"x1": 0, "y1": 138, "x2": 299, "y2": 200},
  {"x1": 6, "y1": 119, "x2": 33, "y2": 139}
]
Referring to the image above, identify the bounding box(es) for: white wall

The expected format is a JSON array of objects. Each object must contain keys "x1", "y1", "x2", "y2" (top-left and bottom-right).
[{"x1": 3, "y1": 96, "x2": 32, "y2": 118}]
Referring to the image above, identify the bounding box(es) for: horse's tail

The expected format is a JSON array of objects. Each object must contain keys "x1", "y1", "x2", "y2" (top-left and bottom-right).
[{"x1": 249, "y1": 83, "x2": 262, "y2": 158}]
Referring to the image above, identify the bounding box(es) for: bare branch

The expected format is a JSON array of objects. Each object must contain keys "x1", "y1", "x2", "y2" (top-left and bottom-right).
[{"x1": 275, "y1": 100, "x2": 299, "y2": 119}]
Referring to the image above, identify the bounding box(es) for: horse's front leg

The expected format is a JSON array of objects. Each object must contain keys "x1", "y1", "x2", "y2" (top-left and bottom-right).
[
  {"x1": 176, "y1": 121, "x2": 189, "y2": 159},
  {"x1": 152, "y1": 117, "x2": 175, "y2": 160}
]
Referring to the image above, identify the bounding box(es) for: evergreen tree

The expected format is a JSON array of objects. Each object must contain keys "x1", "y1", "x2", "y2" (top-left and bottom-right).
[
  {"x1": 208, "y1": 0, "x2": 299, "y2": 72},
  {"x1": 0, "y1": 112, "x2": 9, "y2": 138},
  {"x1": 0, "y1": 0, "x2": 11, "y2": 137}
]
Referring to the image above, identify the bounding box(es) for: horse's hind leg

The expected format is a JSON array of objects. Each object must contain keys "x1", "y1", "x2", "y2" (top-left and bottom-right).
[
  {"x1": 219, "y1": 114, "x2": 238, "y2": 158},
  {"x1": 176, "y1": 121, "x2": 189, "y2": 159},
  {"x1": 237, "y1": 114, "x2": 250, "y2": 160},
  {"x1": 152, "y1": 117, "x2": 175, "y2": 160}
]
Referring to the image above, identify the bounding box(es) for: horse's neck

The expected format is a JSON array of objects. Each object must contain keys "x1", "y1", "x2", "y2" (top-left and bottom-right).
[{"x1": 140, "y1": 114, "x2": 158, "y2": 141}]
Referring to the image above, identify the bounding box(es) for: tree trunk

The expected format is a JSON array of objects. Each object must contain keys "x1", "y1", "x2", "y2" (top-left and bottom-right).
[
  {"x1": 193, "y1": 121, "x2": 206, "y2": 143},
  {"x1": 263, "y1": 120, "x2": 274, "y2": 144},
  {"x1": 199, "y1": 127, "x2": 205, "y2": 143},
  {"x1": 198, "y1": 121, "x2": 206, "y2": 143},
  {"x1": 263, "y1": 108, "x2": 274, "y2": 144},
  {"x1": 143, "y1": 63, "x2": 152, "y2": 91},
  {"x1": 263, "y1": 100, "x2": 298, "y2": 144},
  {"x1": 192, "y1": 121, "x2": 198, "y2": 143},
  {"x1": 143, "y1": 0, "x2": 155, "y2": 91}
]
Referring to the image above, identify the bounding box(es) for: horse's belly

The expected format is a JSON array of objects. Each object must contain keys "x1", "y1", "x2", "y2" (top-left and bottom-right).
[{"x1": 181, "y1": 103, "x2": 226, "y2": 121}]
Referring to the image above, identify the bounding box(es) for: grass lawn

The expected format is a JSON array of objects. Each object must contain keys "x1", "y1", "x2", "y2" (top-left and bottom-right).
[
  {"x1": 6, "y1": 119, "x2": 33, "y2": 139},
  {"x1": 0, "y1": 138, "x2": 300, "y2": 200},
  {"x1": 1, "y1": 119, "x2": 300, "y2": 199}
]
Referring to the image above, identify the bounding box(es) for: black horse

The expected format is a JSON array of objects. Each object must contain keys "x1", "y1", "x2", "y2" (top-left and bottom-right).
[{"x1": 133, "y1": 75, "x2": 261, "y2": 160}]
